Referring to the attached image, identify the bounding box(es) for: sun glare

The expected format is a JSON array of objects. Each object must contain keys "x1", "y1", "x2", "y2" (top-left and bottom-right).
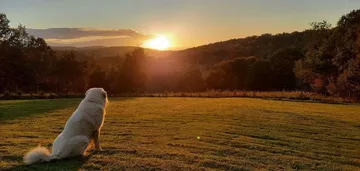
[{"x1": 144, "y1": 36, "x2": 170, "y2": 50}]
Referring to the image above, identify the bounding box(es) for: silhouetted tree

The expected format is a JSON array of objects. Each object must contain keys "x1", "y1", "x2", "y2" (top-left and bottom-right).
[
  {"x1": 178, "y1": 69, "x2": 206, "y2": 92},
  {"x1": 269, "y1": 47, "x2": 303, "y2": 90},
  {"x1": 120, "y1": 48, "x2": 148, "y2": 93},
  {"x1": 88, "y1": 65, "x2": 109, "y2": 90},
  {"x1": 246, "y1": 59, "x2": 273, "y2": 90},
  {"x1": 52, "y1": 52, "x2": 87, "y2": 93}
]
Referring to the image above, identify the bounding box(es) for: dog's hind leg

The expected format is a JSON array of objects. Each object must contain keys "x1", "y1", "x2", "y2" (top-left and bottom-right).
[
  {"x1": 67, "y1": 135, "x2": 90, "y2": 156},
  {"x1": 92, "y1": 130, "x2": 102, "y2": 150}
]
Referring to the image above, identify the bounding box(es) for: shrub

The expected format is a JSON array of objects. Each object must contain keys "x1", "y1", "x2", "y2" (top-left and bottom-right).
[
  {"x1": 38, "y1": 91, "x2": 46, "y2": 99},
  {"x1": 17, "y1": 91, "x2": 23, "y2": 97},
  {"x1": 4, "y1": 91, "x2": 10, "y2": 98}
]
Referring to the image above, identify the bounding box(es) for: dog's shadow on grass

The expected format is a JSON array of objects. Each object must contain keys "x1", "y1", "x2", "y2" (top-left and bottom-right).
[{"x1": 4, "y1": 155, "x2": 93, "y2": 171}]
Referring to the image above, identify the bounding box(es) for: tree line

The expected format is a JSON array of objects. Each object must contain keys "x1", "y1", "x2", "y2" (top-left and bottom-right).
[{"x1": 0, "y1": 10, "x2": 359, "y2": 99}]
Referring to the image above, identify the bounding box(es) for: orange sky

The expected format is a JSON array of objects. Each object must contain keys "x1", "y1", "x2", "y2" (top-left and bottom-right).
[{"x1": 1, "y1": 0, "x2": 360, "y2": 49}]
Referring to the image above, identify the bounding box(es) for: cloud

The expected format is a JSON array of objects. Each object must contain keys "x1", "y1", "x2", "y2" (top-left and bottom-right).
[
  {"x1": 45, "y1": 36, "x2": 130, "y2": 43},
  {"x1": 27, "y1": 28, "x2": 145, "y2": 39},
  {"x1": 47, "y1": 36, "x2": 151, "y2": 47},
  {"x1": 26, "y1": 28, "x2": 154, "y2": 47}
]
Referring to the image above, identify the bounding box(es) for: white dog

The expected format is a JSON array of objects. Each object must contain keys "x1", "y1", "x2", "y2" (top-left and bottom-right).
[{"x1": 24, "y1": 88, "x2": 108, "y2": 164}]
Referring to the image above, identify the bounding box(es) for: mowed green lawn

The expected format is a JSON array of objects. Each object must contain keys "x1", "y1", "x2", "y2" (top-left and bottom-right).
[{"x1": 0, "y1": 98, "x2": 360, "y2": 171}]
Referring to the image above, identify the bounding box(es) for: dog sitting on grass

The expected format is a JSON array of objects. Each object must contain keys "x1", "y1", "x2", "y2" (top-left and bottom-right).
[{"x1": 24, "y1": 88, "x2": 108, "y2": 164}]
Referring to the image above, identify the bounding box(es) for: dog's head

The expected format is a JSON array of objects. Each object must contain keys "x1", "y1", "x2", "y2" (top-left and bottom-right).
[{"x1": 85, "y1": 88, "x2": 108, "y2": 105}]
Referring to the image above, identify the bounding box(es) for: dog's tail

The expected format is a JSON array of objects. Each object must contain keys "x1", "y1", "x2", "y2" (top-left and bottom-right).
[{"x1": 24, "y1": 146, "x2": 53, "y2": 165}]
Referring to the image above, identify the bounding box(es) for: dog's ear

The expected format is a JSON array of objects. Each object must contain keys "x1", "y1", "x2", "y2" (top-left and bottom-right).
[{"x1": 102, "y1": 90, "x2": 107, "y2": 98}]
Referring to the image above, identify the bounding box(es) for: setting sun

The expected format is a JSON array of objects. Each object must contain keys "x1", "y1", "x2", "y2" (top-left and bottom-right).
[{"x1": 144, "y1": 35, "x2": 170, "y2": 50}]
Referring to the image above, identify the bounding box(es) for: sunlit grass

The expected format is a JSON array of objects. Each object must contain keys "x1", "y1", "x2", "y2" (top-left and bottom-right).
[
  {"x1": 120, "y1": 90, "x2": 355, "y2": 103},
  {"x1": 1, "y1": 91, "x2": 356, "y2": 104},
  {"x1": 0, "y1": 98, "x2": 360, "y2": 170}
]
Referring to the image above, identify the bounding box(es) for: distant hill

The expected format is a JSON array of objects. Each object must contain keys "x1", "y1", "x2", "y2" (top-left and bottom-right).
[
  {"x1": 51, "y1": 31, "x2": 309, "y2": 78},
  {"x1": 53, "y1": 31, "x2": 307, "y2": 68},
  {"x1": 175, "y1": 31, "x2": 307, "y2": 66},
  {"x1": 52, "y1": 46, "x2": 173, "y2": 58},
  {"x1": 52, "y1": 46, "x2": 176, "y2": 71}
]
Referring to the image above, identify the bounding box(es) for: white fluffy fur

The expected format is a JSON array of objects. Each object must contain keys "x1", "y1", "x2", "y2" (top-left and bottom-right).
[{"x1": 24, "y1": 88, "x2": 108, "y2": 165}]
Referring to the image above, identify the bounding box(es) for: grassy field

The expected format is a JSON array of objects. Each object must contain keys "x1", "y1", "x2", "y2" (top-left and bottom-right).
[
  {"x1": 0, "y1": 98, "x2": 360, "y2": 170},
  {"x1": 1, "y1": 90, "x2": 356, "y2": 103}
]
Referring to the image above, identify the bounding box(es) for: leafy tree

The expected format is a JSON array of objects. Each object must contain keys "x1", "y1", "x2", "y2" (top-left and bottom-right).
[
  {"x1": 88, "y1": 65, "x2": 109, "y2": 90},
  {"x1": 52, "y1": 52, "x2": 87, "y2": 93},
  {"x1": 269, "y1": 47, "x2": 303, "y2": 90},
  {"x1": 246, "y1": 59, "x2": 273, "y2": 90},
  {"x1": 0, "y1": 13, "x2": 10, "y2": 41},
  {"x1": 231, "y1": 57, "x2": 253, "y2": 89},
  {"x1": 178, "y1": 69, "x2": 206, "y2": 92},
  {"x1": 120, "y1": 48, "x2": 148, "y2": 93},
  {"x1": 206, "y1": 69, "x2": 227, "y2": 90},
  {"x1": 295, "y1": 20, "x2": 335, "y2": 93},
  {"x1": 107, "y1": 67, "x2": 122, "y2": 94}
]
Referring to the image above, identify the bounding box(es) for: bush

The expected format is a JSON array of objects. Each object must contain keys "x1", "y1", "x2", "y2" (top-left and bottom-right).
[
  {"x1": 48, "y1": 93, "x2": 58, "y2": 99},
  {"x1": 4, "y1": 91, "x2": 10, "y2": 98},
  {"x1": 17, "y1": 91, "x2": 22, "y2": 96},
  {"x1": 297, "y1": 92, "x2": 310, "y2": 100},
  {"x1": 38, "y1": 91, "x2": 46, "y2": 99}
]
